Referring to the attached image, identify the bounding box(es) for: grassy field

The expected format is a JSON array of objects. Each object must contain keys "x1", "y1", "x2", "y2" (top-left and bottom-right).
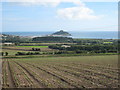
[
  {"x1": 2, "y1": 49, "x2": 37, "y2": 56},
  {"x1": 16, "y1": 46, "x2": 48, "y2": 48},
  {"x1": 2, "y1": 45, "x2": 117, "y2": 57},
  {"x1": 19, "y1": 43, "x2": 76, "y2": 46},
  {"x1": 2, "y1": 55, "x2": 119, "y2": 88},
  {"x1": 2, "y1": 46, "x2": 54, "y2": 56}
]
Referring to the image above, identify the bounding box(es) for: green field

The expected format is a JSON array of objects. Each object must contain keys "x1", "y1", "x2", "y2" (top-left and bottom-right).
[
  {"x1": 2, "y1": 46, "x2": 52, "y2": 56},
  {"x1": 2, "y1": 49, "x2": 37, "y2": 56},
  {"x1": 17, "y1": 46, "x2": 48, "y2": 48},
  {"x1": 1, "y1": 40, "x2": 119, "y2": 88},
  {"x1": 2, "y1": 55, "x2": 119, "y2": 88},
  {"x1": 103, "y1": 42, "x2": 113, "y2": 44}
]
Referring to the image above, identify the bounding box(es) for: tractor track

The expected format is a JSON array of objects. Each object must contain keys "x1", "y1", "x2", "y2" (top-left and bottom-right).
[
  {"x1": 23, "y1": 62, "x2": 80, "y2": 88},
  {"x1": 13, "y1": 61, "x2": 46, "y2": 88},
  {"x1": 51, "y1": 63, "x2": 119, "y2": 80},
  {"x1": 44, "y1": 63, "x2": 118, "y2": 88},
  {"x1": 6, "y1": 60, "x2": 16, "y2": 87}
]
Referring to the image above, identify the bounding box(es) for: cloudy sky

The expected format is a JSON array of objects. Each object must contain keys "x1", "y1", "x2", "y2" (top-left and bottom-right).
[{"x1": 1, "y1": 0, "x2": 118, "y2": 32}]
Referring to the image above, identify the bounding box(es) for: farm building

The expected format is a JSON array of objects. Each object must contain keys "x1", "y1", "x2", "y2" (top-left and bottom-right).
[{"x1": 3, "y1": 42, "x2": 15, "y2": 46}]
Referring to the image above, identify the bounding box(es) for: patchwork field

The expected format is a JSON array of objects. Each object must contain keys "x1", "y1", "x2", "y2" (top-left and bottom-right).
[
  {"x1": 16, "y1": 46, "x2": 48, "y2": 48},
  {"x1": 2, "y1": 46, "x2": 55, "y2": 56},
  {"x1": 2, "y1": 55, "x2": 119, "y2": 88}
]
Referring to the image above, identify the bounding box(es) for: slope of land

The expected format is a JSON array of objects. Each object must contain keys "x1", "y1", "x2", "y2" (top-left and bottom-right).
[{"x1": 2, "y1": 55, "x2": 119, "y2": 88}]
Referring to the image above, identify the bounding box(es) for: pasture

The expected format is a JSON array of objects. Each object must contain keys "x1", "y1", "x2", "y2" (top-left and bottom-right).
[
  {"x1": 2, "y1": 46, "x2": 54, "y2": 56},
  {"x1": 16, "y1": 46, "x2": 48, "y2": 48},
  {"x1": 2, "y1": 55, "x2": 119, "y2": 88}
]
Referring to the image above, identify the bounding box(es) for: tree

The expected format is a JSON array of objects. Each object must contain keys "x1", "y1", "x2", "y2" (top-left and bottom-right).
[
  {"x1": 5, "y1": 52, "x2": 8, "y2": 56},
  {"x1": 32, "y1": 48, "x2": 34, "y2": 51},
  {"x1": 1, "y1": 52, "x2": 4, "y2": 56}
]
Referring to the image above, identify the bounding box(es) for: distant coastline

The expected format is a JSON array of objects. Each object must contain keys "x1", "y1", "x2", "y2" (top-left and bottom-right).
[{"x1": 2, "y1": 31, "x2": 118, "y2": 39}]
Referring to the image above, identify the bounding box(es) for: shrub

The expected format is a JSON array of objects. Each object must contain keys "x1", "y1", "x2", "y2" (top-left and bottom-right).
[{"x1": 15, "y1": 52, "x2": 41, "y2": 56}]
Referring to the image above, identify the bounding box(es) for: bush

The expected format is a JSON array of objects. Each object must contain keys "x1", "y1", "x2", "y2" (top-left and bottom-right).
[
  {"x1": 15, "y1": 52, "x2": 41, "y2": 56},
  {"x1": 32, "y1": 48, "x2": 41, "y2": 51}
]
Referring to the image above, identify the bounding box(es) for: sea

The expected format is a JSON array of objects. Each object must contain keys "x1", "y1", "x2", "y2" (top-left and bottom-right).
[{"x1": 2, "y1": 31, "x2": 119, "y2": 39}]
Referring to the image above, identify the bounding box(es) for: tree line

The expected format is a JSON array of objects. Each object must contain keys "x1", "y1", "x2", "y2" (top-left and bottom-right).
[{"x1": 49, "y1": 44, "x2": 118, "y2": 54}]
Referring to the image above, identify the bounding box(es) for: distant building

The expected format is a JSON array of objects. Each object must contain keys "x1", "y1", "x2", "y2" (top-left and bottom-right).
[
  {"x1": 61, "y1": 45, "x2": 71, "y2": 48},
  {"x1": 3, "y1": 42, "x2": 14, "y2": 46}
]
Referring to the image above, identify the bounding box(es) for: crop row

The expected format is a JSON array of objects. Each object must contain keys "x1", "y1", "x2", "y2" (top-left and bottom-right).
[
  {"x1": 15, "y1": 61, "x2": 118, "y2": 88},
  {"x1": 14, "y1": 61, "x2": 76, "y2": 88},
  {"x1": 25, "y1": 61, "x2": 118, "y2": 88},
  {"x1": 2, "y1": 59, "x2": 119, "y2": 88}
]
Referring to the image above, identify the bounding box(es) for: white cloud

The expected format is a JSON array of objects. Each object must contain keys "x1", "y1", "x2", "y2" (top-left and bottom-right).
[
  {"x1": 57, "y1": 5, "x2": 103, "y2": 20},
  {"x1": 2, "y1": 0, "x2": 104, "y2": 20}
]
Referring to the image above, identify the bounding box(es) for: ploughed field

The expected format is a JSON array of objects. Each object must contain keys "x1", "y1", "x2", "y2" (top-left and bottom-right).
[{"x1": 2, "y1": 55, "x2": 119, "y2": 88}]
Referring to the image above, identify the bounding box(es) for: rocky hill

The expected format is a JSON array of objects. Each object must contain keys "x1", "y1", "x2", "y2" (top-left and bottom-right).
[{"x1": 52, "y1": 30, "x2": 71, "y2": 36}]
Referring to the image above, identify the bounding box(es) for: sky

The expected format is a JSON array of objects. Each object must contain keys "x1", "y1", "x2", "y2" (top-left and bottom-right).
[{"x1": 1, "y1": 0, "x2": 118, "y2": 32}]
